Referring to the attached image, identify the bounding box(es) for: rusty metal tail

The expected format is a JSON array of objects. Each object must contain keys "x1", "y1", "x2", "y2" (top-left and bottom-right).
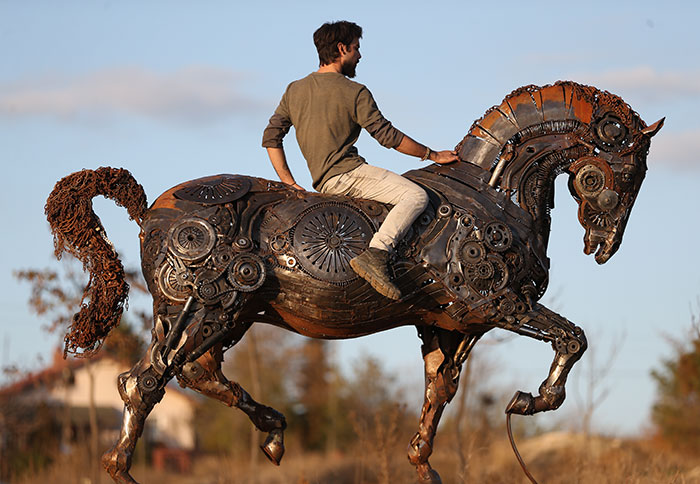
[{"x1": 45, "y1": 167, "x2": 147, "y2": 358}]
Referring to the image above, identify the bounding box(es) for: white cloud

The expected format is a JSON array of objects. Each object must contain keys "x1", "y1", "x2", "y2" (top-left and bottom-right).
[
  {"x1": 570, "y1": 66, "x2": 700, "y2": 102},
  {"x1": 0, "y1": 66, "x2": 262, "y2": 123},
  {"x1": 647, "y1": 128, "x2": 700, "y2": 168}
]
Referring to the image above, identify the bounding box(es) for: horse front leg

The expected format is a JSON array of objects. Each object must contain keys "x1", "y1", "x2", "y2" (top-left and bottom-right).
[
  {"x1": 408, "y1": 327, "x2": 480, "y2": 484},
  {"x1": 502, "y1": 303, "x2": 588, "y2": 415}
]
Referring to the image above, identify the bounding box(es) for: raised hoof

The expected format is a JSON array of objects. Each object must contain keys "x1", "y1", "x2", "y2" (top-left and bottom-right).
[
  {"x1": 260, "y1": 428, "x2": 285, "y2": 466},
  {"x1": 417, "y1": 468, "x2": 442, "y2": 484},
  {"x1": 506, "y1": 390, "x2": 536, "y2": 415}
]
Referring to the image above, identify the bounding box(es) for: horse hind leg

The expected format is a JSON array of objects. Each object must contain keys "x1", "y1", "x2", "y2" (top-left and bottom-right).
[
  {"x1": 408, "y1": 327, "x2": 480, "y2": 484},
  {"x1": 176, "y1": 338, "x2": 287, "y2": 465},
  {"x1": 102, "y1": 342, "x2": 168, "y2": 484}
]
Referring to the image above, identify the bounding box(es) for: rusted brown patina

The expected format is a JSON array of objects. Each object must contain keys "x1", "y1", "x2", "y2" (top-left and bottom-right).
[{"x1": 46, "y1": 81, "x2": 662, "y2": 484}]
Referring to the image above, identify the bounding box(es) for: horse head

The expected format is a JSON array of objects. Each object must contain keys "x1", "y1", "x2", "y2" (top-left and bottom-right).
[
  {"x1": 455, "y1": 81, "x2": 664, "y2": 265},
  {"x1": 568, "y1": 116, "x2": 664, "y2": 264}
]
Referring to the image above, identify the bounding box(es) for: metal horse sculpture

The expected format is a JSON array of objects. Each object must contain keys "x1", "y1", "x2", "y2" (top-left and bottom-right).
[{"x1": 46, "y1": 81, "x2": 662, "y2": 484}]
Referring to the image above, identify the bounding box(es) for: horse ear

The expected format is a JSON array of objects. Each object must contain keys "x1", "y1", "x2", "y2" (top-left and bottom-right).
[{"x1": 641, "y1": 117, "x2": 665, "y2": 138}]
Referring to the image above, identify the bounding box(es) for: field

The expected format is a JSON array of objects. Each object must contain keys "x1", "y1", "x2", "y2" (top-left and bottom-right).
[{"x1": 11, "y1": 430, "x2": 700, "y2": 484}]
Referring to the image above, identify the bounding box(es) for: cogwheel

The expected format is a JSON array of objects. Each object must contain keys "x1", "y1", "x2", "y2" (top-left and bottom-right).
[
  {"x1": 227, "y1": 253, "x2": 266, "y2": 292},
  {"x1": 211, "y1": 245, "x2": 235, "y2": 271},
  {"x1": 475, "y1": 260, "x2": 494, "y2": 279},
  {"x1": 458, "y1": 240, "x2": 486, "y2": 265},
  {"x1": 488, "y1": 254, "x2": 509, "y2": 292},
  {"x1": 483, "y1": 221, "x2": 513, "y2": 252}
]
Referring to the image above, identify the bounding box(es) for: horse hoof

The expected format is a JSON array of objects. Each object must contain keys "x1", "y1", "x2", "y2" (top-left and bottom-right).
[
  {"x1": 102, "y1": 451, "x2": 139, "y2": 484},
  {"x1": 506, "y1": 390, "x2": 535, "y2": 415},
  {"x1": 417, "y1": 468, "x2": 442, "y2": 484},
  {"x1": 260, "y1": 428, "x2": 285, "y2": 466}
]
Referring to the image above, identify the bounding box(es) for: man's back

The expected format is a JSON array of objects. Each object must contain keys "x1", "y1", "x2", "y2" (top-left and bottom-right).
[{"x1": 263, "y1": 71, "x2": 403, "y2": 190}]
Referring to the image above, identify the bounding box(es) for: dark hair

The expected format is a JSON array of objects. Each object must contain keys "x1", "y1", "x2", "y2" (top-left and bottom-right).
[{"x1": 313, "y1": 21, "x2": 362, "y2": 66}]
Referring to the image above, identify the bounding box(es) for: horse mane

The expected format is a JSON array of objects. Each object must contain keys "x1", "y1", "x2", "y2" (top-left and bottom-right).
[
  {"x1": 455, "y1": 81, "x2": 648, "y2": 171},
  {"x1": 45, "y1": 167, "x2": 148, "y2": 357}
]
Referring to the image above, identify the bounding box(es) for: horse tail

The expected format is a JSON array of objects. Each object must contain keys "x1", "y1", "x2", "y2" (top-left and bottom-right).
[{"x1": 45, "y1": 167, "x2": 148, "y2": 358}]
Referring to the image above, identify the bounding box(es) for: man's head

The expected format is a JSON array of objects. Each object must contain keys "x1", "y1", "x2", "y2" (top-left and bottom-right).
[{"x1": 313, "y1": 21, "x2": 362, "y2": 77}]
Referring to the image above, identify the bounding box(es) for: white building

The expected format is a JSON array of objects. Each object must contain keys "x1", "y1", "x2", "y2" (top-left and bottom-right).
[{"x1": 0, "y1": 350, "x2": 197, "y2": 452}]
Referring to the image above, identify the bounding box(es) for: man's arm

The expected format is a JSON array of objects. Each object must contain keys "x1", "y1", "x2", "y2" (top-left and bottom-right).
[
  {"x1": 266, "y1": 147, "x2": 304, "y2": 190},
  {"x1": 395, "y1": 135, "x2": 458, "y2": 164}
]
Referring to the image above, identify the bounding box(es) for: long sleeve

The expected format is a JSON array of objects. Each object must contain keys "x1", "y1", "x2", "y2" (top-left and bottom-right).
[
  {"x1": 355, "y1": 87, "x2": 405, "y2": 149},
  {"x1": 262, "y1": 92, "x2": 293, "y2": 148}
]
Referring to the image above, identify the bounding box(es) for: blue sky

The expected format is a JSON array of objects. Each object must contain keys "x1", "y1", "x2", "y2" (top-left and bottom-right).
[{"x1": 1, "y1": 0, "x2": 699, "y2": 435}]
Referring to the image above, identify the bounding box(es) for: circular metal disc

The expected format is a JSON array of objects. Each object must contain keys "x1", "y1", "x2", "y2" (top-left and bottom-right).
[
  {"x1": 227, "y1": 253, "x2": 266, "y2": 292},
  {"x1": 168, "y1": 218, "x2": 217, "y2": 262},
  {"x1": 156, "y1": 262, "x2": 191, "y2": 302},
  {"x1": 174, "y1": 175, "x2": 251, "y2": 204},
  {"x1": 292, "y1": 203, "x2": 374, "y2": 284}
]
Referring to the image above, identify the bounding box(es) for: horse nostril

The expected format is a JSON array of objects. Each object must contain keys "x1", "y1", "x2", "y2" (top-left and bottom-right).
[{"x1": 597, "y1": 189, "x2": 619, "y2": 211}]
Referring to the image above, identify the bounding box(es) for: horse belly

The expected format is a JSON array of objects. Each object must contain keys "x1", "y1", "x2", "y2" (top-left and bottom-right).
[{"x1": 266, "y1": 268, "x2": 415, "y2": 339}]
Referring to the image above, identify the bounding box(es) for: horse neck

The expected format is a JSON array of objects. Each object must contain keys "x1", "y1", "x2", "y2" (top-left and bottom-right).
[{"x1": 455, "y1": 82, "x2": 596, "y2": 247}]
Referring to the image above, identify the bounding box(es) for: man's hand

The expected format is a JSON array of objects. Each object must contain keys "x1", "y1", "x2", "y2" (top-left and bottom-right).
[{"x1": 430, "y1": 150, "x2": 459, "y2": 165}]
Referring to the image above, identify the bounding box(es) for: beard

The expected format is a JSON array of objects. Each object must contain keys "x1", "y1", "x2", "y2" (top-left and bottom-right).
[{"x1": 340, "y1": 59, "x2": 358, "y2": 78}]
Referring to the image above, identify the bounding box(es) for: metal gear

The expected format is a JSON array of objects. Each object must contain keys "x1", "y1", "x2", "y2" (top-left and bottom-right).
[
  {"x1": 475, "y1": 260, "x2": 495, "y2": 279},
  {"x1": 227, "y1": 253, "x2": 266, "y2": 292},
  {"x1": 488, "y1": 254, "x2": 509, "y2": 292},
  {"x1": 269, "y1": 233, "x2": 288, "y2": 252},
  {"x1": 138, "y1": 371, "x2": 159, "y2": 393},
  {"x1": 194, "y1": 268, "x2": 225, "y2": 305},
  {"x1": 484, "y1": 221, "x2": 513, "y2": 252},
  {"x1": 592, "y1": 113, "x2": 630, "y2": 152},
  {"x1": 458, "y1": 240, "x2": 486, "y2": 265},
  {"x1": 168, "y1": 218, "x2": 217, "y2": 262},
  {"x1": 156, "y1": 261, "x2": 192, "y2": 303},
  {"x1": 211, "y1": 245, "x2": 236, "y2": 271},
  {"x1": 575, "y1": 164, "x2": 606, "y2": 196}
]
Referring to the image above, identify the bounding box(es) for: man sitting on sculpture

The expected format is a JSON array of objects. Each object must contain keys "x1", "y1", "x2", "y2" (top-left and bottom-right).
[{"x1": 262, "y1": 20, "x2": 457, "y2": 300}]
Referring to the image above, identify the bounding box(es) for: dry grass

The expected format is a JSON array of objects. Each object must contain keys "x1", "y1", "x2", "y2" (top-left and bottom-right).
[{"x1": 11, "y1": 431, "x2": 700, "y2": 484}]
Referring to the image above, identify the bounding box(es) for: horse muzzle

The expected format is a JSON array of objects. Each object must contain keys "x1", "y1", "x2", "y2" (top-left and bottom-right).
[{"x1": 584, "y1": 228, "x2": 621, "y2": 264}]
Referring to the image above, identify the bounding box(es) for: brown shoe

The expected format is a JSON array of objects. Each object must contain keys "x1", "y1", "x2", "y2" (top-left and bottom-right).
[{"x1": 349, "y1": 248, "x2": 401, "y2": 300}]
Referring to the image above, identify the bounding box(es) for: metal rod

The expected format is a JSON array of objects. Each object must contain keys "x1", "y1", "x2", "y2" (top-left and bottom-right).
[{"x1": 506, "y1": 413, "x2": 539, "y2": 484}]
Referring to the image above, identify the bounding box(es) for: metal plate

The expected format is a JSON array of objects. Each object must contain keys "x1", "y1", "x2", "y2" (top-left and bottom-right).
[
  {"x1": 168, "y1": 218, "x2": 217, "y2": 262},
  {"x1": 291, "y1": 203, "x2": 374, "y2": 284},
  {"x1": 174, "y1": 175, "x2": 251, "y2": 204},
  {"x1": 156, "y1": 262, "x2": 191, "y2": 302}
]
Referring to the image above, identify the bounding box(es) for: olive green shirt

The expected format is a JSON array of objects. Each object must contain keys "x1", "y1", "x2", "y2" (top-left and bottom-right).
[{"x1": 262, "y1": 71, "x2": 405, "y2": 190}]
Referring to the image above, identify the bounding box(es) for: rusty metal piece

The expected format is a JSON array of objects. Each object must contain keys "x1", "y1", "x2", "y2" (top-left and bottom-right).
[
  {"x1": 174, "y1": 175, "x2": 251, "y2": 204},
  {"x1": 168, "y1": 218, "x2": 217, "y2": 262},
  {"x1": 45, "y1": 81, "x2": 661, "y2": 484},
  {"x1": 291, "y1": 202, "x2": 374, "y2": 284},
  {"x1": 227, "y1": 253, "x2": 266, "y2": 292}
]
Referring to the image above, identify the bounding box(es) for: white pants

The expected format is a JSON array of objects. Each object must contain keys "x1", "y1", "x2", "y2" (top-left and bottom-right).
[{"x1": 320, "y1": 164, "x2": 429, "y2": 252}]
